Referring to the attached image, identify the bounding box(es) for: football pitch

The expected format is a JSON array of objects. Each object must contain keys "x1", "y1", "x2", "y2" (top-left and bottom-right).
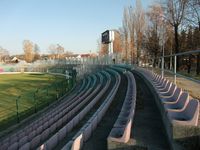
[{"x1": 0, "y1": 73, "x2": 67, "y2": 130}]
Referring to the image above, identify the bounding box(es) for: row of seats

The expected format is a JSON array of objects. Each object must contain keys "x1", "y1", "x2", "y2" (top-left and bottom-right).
[
  {"x1": 2, "y1": 75, "x2": 94, "y2": 149},
  {"x1": 1, "y1": 72, "x2": 102, "y2": 150},
  {"x1": 2, "y1": 76, "x2": 92, "y2": 143},
  {"x1": 138, "y1": 68, "x2": 199, "y2": 126},
  {"x1": 61, "y1": 69, "x2": 121, "y2": 150},
  {"x1": 36, "y1": 71, "x2": 111, "y2": 150},
  {"x1": 108, "y1": 71, "x2": 136, "y2": 143}
]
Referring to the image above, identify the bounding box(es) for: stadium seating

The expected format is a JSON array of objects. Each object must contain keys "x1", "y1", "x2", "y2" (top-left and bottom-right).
[
  {"x1": 164, "y1": 92, "x2": 189, "y2": 111},
  {"x1": 137, "y1": 68, "x2": 199, "y2": 127},
  {"x1": 2, "y1": 73, "x2": 97, "y2": 149},
  {"x1": 107, "y1": 71, "x2": 136, "y2": 143},
  {"x1": 36, "y1": 70, "x2": 112, "y2": 149},
  {"x1": 61, "y1": 69, "x2": 121, "y2": 150},
  {"x1": 168, "y1": 99, "x2": 199, "y2": 126}
]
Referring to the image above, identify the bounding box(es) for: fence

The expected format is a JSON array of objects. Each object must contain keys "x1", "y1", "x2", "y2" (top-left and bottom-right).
[
  {"x1": 145, "y1": 50, "x2": 200, "y2": 84},
  {"x1": 0, "y1": 69, "x2": 75, "y2": 132}
]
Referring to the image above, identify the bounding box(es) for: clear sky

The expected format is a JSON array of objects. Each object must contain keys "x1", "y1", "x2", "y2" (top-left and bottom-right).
[{"x1": 0, "y1": 0, "x2": 155, "y2": 55}]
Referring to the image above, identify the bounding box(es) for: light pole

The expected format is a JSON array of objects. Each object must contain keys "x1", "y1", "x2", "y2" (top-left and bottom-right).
[{"x1": 160, "y1": 15, "x2": 165, "y2": 78}]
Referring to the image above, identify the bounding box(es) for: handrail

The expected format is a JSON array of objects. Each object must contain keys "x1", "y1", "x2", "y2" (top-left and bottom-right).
[{"x1": 157, "y1": 49, "x2": 200, "y2": 58}]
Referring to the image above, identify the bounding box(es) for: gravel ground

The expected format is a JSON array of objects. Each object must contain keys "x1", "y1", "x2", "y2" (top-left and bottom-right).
[{"x1": 130, "y1": 73, "x2": 170, "y2": 150}]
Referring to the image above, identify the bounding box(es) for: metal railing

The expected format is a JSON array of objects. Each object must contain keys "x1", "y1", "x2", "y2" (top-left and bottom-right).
[{"x1": 150, "y1": 49, "x2": 200, "y2": 84}]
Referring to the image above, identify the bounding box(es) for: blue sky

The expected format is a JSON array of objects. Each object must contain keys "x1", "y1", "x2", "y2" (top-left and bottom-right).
[{"x1": 0, "y1": 0, "x2": 155, "y2": 55}]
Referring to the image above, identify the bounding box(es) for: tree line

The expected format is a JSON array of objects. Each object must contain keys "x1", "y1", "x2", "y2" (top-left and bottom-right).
[
  {"x1": 0, "y1": 40, "x2": 73, "y2": 63},
  {"x1": 99, "y1": 0, "x2": 199, "y2": 74}
]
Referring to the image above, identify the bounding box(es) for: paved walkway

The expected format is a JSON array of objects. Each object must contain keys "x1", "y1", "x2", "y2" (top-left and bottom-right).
[{"x1": 128, "y1": 73, "x2": 170, "y2": 149}]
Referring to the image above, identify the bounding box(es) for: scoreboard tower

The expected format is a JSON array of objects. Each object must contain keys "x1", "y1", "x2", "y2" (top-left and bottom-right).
[{"x1": 101, "y1": 30, "x2": 115, "y2": 55}]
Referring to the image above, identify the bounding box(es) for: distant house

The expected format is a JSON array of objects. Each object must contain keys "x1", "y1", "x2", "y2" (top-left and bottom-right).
[
  {"x1": 80, "y1": 54, "x2": 90, "y2": 58},
  {"x1": 11, "y1": 57, "x2": 19, "y2": 63}
]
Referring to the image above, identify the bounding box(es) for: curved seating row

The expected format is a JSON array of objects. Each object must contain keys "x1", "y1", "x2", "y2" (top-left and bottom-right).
[
  {"x1": 61, "y1": 69, "x2": 121, "y2": 150},
  {"x1": 108, "y1": 71, "x2": 136, "y2": 143},
  {"x1": 28, "y1": 74, "x2": 102, "y2": 150},
  {"x1": 137, "y1": 68, "x2": 199, "y2": 126},
  {"x1": 36, "y1": 71, "x2": 111, "y2": 150},
  {"x1": 1, "y1": 73, "x2": 99, "y2": 150}
]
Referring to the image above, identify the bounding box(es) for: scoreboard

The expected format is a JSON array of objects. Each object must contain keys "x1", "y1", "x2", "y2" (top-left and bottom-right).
[{"x1": 101, "y1": 30, "x2": 114, "y2": 44}]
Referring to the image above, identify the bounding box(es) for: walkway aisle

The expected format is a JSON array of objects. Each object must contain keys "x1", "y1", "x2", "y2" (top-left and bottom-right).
[{"x1": 131, "y1": 73, "x2": 170, "y2": 150}]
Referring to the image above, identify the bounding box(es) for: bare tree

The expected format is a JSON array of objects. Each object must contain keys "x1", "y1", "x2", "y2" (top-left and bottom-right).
[
  {"x1": 134, "y1": 0, "x2": 146, "y2": 64},
  {"x1": 56, "y1": 44, "x2": 64, "y2": 58},
  {"x1": 99, "y1": 43, "x2": 108, "y2": 56},
  {"x1": 146, "y1": 4, "x2": 164, "y2": 66},
  {"x1": 164, "y1": 0, "x2": 189, "y2": 70},
  {"x1": 0, "y1": 47, "x2": 9, "y2": 62},
  {"x1": 188, "y1": 0, "x2": 200, "y2": 74},
  {"x1": 49, "y1": 44, "x2": 65, "y2": 59},
  {"x1": 128, "y1": 6, "x2": 135, "y2": 64},
  {"x1": 23, "y1": 40, "x2": 35, "y2": 63},
  {"x1": 96, "y1": 38, "x2": 101, "y2": 54},
  {"x1": 121, "y1": 5, "x2": 137, "y2": 64},
  {"x1": 113, "y1": 30, "x2": 122, "y2": 53},
  {"x1": 34, "y1": 44, "x2": 40, "y2": 61},
  {"x1": 188, "y1": 0, "x2": 200, "y2": 30},
  {"x1": 122, "y1": 6, "x2": 130, "y2": 63}
]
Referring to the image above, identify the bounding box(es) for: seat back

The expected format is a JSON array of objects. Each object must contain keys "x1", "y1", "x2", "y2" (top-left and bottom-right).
[
  {"x1": 164, "y1": 81, "x2": 171, "y2": 91},
  {"x1": 184, "y1": 99, "x2": 199, "y2": 120},
  {"x1": 177, "y1": 92, "x2": 189, "y2": 109},
  {"x1": 168, "y1": 84, "x2": 176, "y2": 95},
  {"x1": 173, "y1": 88, "x2": 182, "y2": 100}
]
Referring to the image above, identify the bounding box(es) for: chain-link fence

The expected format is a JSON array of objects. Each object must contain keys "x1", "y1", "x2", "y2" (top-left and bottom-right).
[{"x1": 0, "y1": 67, "x2": 76, "y2": 131}]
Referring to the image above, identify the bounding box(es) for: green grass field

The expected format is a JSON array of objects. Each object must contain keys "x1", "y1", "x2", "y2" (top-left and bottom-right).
[{"x1": 0, "y1": 73, "x2": 68, "y2": 130}]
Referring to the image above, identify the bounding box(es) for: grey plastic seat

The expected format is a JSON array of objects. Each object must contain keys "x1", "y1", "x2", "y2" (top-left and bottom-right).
[
  {"x1": 1, "y1": 141, "x2": 9, "y2": 150},
  {"x1": 41, "y1": 128, "x2": 50, "y2": 142},
  {"x1": 28, "y1": 130, "x2": 36, "y2": 141},
  {"x1": 58, "y1": 126, "x2": 67, "y2": 142},
  {"x1": 36, "y1": 125, "x2": 43, "y2": 135},
  {"x1": 164, "y1": 92, "x2": 189, "y2": 111},
  {"x1": 159, "y1": 84, "x2": 176, "y2": 97},
  {"x1": 83, "y1": 123, "x2": 92, "y2": 142},
  {"x1": 108, "y1": 72, "x2": 136, "y2": 143},
  {"x1": 7, "y1": 142, "x2": 18, "y2": 150},
  {"x1": 71, "y1": 134, "x2": 83, "y2": 150},
  {"x1": 153, "y1": 77, "x2": 163, "y2": 85},
  {"x1": 30, "y1": 134, "x2": 41, "y2": 149},
  {"x1": 19, "y1": 143, "x2": 30, "y2": 150},
  {"x1": 49, "y1": 123, "x2": 57, "y2": 134},
  {"x1": 108, "y1": 119, "x2": 132, "y2": 143},
  {"x1": 18, "y1": 131, "x2": 26, "y2": 139},
  {"x1": 43, "y1": 121, "x2": 49, "y2": 130},
  {"x1": 9, "y1": 135, "x2": 18, "y2": 145},
  {"x1": 46, "y1": 133, "x2": 58, "y2": 150},
  {"x1": 56, "y1": 118, "x2": 63, "y2": 129},
  {"x1": 66, "y1": 120, "x2": 74, "y2": 133},
  {"x1": 158, "y1": 81, "x2": 171, "y2": 93},
  {"x1": 162, "y1": 88, "x2": 182, "y2": 104},
  {"x1": 61, "y1": 141, "x2": 73, "y2": 150},
  {"x1": 168, "y1": 99, "x2": 199, "y2": 126},
  {"x1": 156, "y1": 79, "x2": 168, "y2": 89},
  {"x1": 19, "y1": 136, "x2": 28, "y2": 147}
]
